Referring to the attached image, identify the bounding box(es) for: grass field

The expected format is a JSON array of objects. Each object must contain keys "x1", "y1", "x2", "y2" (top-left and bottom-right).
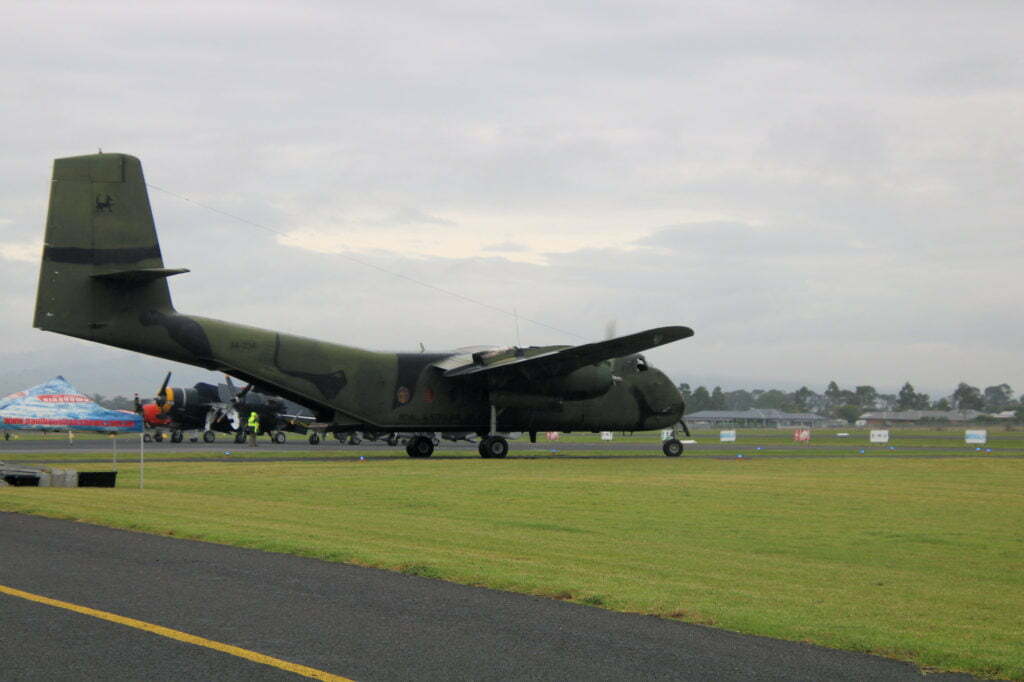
[
  {"x1": 2, "y1": 453, "x2": 1022, "y2": 679},
  {"x1": 2, "y1": 426, "x2": 1023, "y2": 463}
]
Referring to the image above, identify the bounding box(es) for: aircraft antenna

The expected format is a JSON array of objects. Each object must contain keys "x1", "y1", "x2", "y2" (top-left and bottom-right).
[{"x1": 146, "y1": 183, "x2": 587, "y2": 342}]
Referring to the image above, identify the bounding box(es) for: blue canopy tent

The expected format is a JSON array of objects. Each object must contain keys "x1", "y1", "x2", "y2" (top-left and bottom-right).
[{"x1": 0, "y1": 376, "x2": 142, "y2": 434}]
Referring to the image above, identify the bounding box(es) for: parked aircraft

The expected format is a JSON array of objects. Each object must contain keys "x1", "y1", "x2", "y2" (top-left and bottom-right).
[
  {"x1": 140, "y1": 374, "x2": 312, "y2": 443},
  {"x1": 34, "y1": 153, "x2": 693, "y2": 458}
]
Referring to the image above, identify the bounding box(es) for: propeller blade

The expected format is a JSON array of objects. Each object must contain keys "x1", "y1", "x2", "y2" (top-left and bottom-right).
[
  {"x1": 155, "y1": 371, "x2": 172, "y2": 406},
  {"x1": 235, "y1": 383, "x2": 255, "y2": 402}
]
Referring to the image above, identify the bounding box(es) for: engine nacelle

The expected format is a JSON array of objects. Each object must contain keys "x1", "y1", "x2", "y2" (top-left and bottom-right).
[{"x1": 532, "y1": 362, "x2": 614, "y2": 400}]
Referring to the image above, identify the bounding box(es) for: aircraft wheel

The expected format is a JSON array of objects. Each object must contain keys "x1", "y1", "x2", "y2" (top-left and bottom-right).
[
  {"x1": 143, "y1": 433, "x2": 153, "y2": 443},
  {"x1": 171, "y1": 431, "x2": 183, "y2": 444},
  {"x1": 662, "y1": 438, "x2": 683, "y2": 457},
  {"x1": 154, "y1": 432, "x2": 164, "y2": 443},
  {"x1": 202, "y1": 430, "x2": 216, "y2": 443},
  {"x1": 479, "y1": 436, "x2": 508, "y2": 459},
  {"x1": 272, "y1": 431, "x2": 286, "y2": 444},
  {"x1": 234, "y1": 432, "x2": 246, "y2": 444},
  {"x1": 406, "y1": 435, "x2": 434, "y2": 458},
  {"x1": 309, "y1": 433, "x2": 320, "y2": 445},
  {"x1": 386, "y1": 434, "x2": 399, "y2": 446}
]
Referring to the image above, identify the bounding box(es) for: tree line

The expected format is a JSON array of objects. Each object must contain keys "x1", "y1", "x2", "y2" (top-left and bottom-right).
[{"x1": 678, "y1": 381, "x2": 1021, "y2": 421}]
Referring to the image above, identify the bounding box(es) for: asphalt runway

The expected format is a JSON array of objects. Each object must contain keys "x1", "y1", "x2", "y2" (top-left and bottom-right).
[{"x1": 0, "y1": 513, "x2": 977, "y2": 681}]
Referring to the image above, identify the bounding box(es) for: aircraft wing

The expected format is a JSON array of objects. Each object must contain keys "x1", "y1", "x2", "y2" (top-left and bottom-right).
[{"x1": 442, "y1": 325, "x2": 693, "y2": 381}]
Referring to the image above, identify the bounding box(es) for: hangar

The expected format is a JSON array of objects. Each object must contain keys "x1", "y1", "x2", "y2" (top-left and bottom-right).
[{"x1": 685, "y1": 409, "x2": 826, "y2": 428}]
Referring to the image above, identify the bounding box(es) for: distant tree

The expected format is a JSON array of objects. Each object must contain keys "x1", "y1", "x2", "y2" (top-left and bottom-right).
[
  {"x1": 724, "y1": 389, "x2": 753, "y2": 411},
  {"x1": 709, "y1": 386, "x2": 727, "y2": 410},
  {"x1": 790, "y1": 386, "x2": 815, "y2": 411},
  {"x1": 912, "y1": 391, "x2": 931, "y2": 410},
  {"x1": 689, "y1": 386, "x2": 711, "y2": 413},
  {"x1": 932, "y1": 397, "x2": 951, "y2": 411},
  {"x1": 854, "y1": 385, "x2": 878, "y2": 409},
  {"x1": 876, "y1": 393, "x2": 897, "y2": 411},
  {"x1": 897, "y1": 382, "x2": 918, "y2": 411},
  {"x1": 754, "y1": 389, "x2": 794, "y2": 411},
  {"x1": 951, "y1": 382, "x2": 984, "y2": 411},
  {"x1": 835, "y1": 405, "x2": 862, "y2": 424},
  {"x1": 677, "y1": 383, "x2": 692, "y2": 404},
  {"x1": 983, "y1": 384, "x2": 1014, "y2": 412},
  {"x1": 1015, "y1": 406, "x2": 1024, "y2": 423},
  {"x1": 824, "y1": 381, "x2": 842, "y2": 409}
]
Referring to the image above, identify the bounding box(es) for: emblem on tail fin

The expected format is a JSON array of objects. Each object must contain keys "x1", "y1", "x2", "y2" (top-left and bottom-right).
[{"x1": 94, "y1": 194, "x2": 115, "y2": 213}]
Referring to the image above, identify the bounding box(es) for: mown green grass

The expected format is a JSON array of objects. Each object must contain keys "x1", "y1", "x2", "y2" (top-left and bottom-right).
[
  {"x1": 3, "y1": 425, "x2": 1022, "y2": 464},
  {"x1": 3, "y1": 456, "x2": 1022, "y2": 678}
]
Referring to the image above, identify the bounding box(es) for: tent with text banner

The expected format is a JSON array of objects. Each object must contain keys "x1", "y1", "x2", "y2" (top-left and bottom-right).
[{"x1": 0, "y1": 376, "x2": 142, "y2": 433}]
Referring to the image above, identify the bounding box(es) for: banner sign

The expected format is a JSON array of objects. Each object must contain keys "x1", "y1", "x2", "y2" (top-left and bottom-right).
[
  {"x1": 720, "y1": 430, "x2": 736, "y2": 442},
  {"x1": 965, "y1": 430, "x2": 987, "y2": 445},
  {"x1": 870, "y1": 430, "x2": 890, "y2": 444},
  {"x1": 600, "y1": 431, "x2": 613, "y2": 441},
  {"x1": 793, "y1": 429, "x2": 811, "y2": 443}
]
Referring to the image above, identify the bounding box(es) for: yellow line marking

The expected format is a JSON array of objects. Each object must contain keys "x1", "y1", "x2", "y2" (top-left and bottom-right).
[{"x1": 0, "y1": 584, "x2": 353, "y2": 681}]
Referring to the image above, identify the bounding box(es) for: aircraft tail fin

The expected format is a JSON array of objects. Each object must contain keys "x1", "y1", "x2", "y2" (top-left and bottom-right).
[{"x1": 34, "y1": 153, "x2": 188, "y2": 340}]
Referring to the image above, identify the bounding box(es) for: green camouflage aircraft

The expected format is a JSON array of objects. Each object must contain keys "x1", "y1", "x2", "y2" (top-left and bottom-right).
[{"x1": 34, "y1": 153, "x2": 694, "y2": 458}]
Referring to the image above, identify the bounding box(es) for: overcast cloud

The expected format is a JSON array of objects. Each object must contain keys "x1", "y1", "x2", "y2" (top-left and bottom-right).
[{"x1": 2, "y1": 1, "x2": 1022, "y2": 398}]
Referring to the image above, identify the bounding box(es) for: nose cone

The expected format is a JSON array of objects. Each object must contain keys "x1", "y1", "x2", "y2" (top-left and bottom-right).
[{"x1": 640, "y1": 370, "x2": 685, "y2": 428}]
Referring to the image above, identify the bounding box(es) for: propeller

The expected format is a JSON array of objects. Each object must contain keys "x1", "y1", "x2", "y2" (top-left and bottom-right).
[
  {"x1": 154, "y1": 371, "x2": 172, "y2": 408},
  {"x1": 223, "y1": 375, "x2": 255, "y2": 431}
]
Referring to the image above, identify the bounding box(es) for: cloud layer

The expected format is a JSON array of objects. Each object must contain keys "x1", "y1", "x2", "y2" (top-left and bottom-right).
[{"x1": 2, "y1": 1, "x2": 1022, "y2": 397}]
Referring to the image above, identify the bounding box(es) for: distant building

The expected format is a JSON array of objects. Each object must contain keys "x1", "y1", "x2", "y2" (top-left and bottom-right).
[
  {"x1": 685, "y1": 409, "x2": 826, "y2": 427},
  {"x1": 858, "y1": 410, "x2": 983, "y2": 426}
]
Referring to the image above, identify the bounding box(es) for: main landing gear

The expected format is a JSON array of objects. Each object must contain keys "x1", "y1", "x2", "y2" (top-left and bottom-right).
[
  {"x1": 662, "y1": 439, "x2": 683, "y2": 457},
  {"x1": 405, "y1": 435, "x2": 434, "y2": 458},
  {"x1": 478, "y1": 435, "x2": 509, "y2": 459}
]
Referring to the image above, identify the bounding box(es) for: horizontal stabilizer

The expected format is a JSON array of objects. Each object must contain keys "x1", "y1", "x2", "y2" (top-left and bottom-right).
[
  {"x1": 91, "y1": 268, "x2": 190, "y2": 285},
  {"x1": 444, "y1": 325, "x2": 694, "y2": 380}
]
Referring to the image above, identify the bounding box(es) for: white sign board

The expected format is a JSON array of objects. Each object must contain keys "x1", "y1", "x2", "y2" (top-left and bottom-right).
[
  {"x1": 869, "y1": 430, "x2": 890, "y2": 444},
  {"x1": 545, "y1": 431, "x2": 560, "y2": 441},
  {"x1": 965, "y1": 429, "x2": 987, "y2": 445},
  {"x1": 661, "y1": 429, "x2": 674, "y2": 441},
  {"x1": 793, "y1": 429, "x2": 811, "y2": 443},
  {"x1": 600, "y1": 431, "x2": 613, "y2": 441},
  {"x1": 720, "y1": 430, "x2": 736, "y2": 443}
]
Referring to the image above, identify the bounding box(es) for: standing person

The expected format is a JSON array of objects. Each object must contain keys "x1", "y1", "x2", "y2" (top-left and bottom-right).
[{"x1": 247, "y1": 410, "x2": 260, "y2": 447}]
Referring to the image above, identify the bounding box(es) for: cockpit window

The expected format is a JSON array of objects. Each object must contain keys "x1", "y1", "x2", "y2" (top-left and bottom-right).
[{"x1": 636, "y1": 355, "x2": 648, "y2": 372}]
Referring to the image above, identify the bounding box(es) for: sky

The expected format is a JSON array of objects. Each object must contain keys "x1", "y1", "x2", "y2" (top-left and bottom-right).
[{"x1": 2, "y1": 1, "x2": 1022, "y2": 400}]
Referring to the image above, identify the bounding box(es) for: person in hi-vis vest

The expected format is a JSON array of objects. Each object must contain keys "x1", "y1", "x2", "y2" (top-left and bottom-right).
[{"x1": 247, "y1": 411, "x2": 260, "y2": 447}]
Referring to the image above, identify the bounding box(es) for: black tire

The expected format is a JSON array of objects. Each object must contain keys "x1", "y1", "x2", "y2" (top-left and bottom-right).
[
  {"x1": 202, "y1": 430, "x2": 215, "y2": 443},
  {"x1": 171, "y1": 431, "x2": 183, "y2": 443},
  {"x1": 480, "y1": 436, "x2": 508, "y2": 459},
  {"x1": 234, "y1": 432, "x2": 246, "y2": 444},
  {"x1": 663, "y1": 439, "x2": 683, "y2": 457},
  {"x1": 406, "y1": 436, "x2": 434, "y2": 458},
  {"x1": 154, "y1": 432, "x2": 164, "y2": 443},
  {"x1": 478, "y1": 440, "x2": 490, "y2": 458},
  {"x1": 309, "y1": 433, "x2": 320, "y2": 445},
  {"x1": 272, "y1": 431, "x2": 286, "y2": 444},
  {"x1": 143, "y1": 433, "x2": 153, "y2": 443}
]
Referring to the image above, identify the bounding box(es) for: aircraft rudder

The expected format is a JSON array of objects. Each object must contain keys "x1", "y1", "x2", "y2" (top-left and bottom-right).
[{"x1": 35, "y1": 152, "x2": 176, "y2": 337}]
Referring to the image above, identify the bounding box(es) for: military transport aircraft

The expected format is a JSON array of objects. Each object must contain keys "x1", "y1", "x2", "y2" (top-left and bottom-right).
[{"x1": 34, "y1": 153, "x2": 693, "y2": 458}]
